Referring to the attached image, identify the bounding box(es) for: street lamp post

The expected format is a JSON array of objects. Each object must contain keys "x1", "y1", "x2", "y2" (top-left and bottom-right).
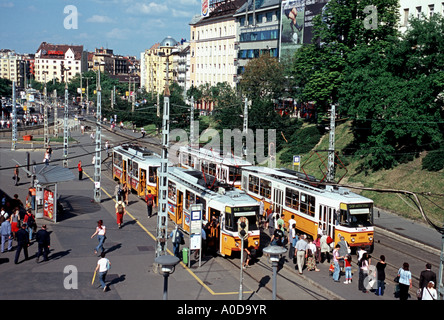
[
  {"x1": 154, "y1": 255, "x2": 180, "y2": 300},
  {"x1": 263, "y1": 245, "x2": 287, "y2": 300}
]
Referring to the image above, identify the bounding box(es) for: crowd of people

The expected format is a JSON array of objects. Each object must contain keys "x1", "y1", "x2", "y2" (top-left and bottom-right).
[{"x1": 264, "y1": 205, "x2": 438, "y2": 300}]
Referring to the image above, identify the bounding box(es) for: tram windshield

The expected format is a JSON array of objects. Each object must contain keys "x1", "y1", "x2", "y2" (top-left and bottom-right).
[
  {"x1": 225, "y1": 206, "x2": 259, "y2": 232},
  {"x1": 341, "y1": 203, "x2": 373, "y2": 227}
]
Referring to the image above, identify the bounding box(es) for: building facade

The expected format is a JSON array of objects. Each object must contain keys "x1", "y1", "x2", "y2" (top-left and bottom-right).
[
  {"x1": 398, "y1": 0, "x2": 444, "y2": 32},
  {"x1": 34, "y1": 42, "x2": 88, "y2": 83},
  {"x1": 233, "y1": 0, "x2": 281, "y2": 82},
  {"x1": 189, "y1": 0, "x2": 245, "y2": 94}
]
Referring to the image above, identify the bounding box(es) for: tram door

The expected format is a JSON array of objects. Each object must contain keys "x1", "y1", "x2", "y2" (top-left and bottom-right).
[
  {"x1": 319, "y1": 204, "x2": 335, "y2": 237},
  {"x1": 273, "y1": 188, "x2": 283, "y2": 215},
  {"x1": 122, "y1": 160, "x2": 127, "y2": 185},
  {"x1": 140, "y1": 169, "x2": 147, "y2": 196},
  {"x1": 176, "y1": 191, "x2": 183, "y2": 226}
]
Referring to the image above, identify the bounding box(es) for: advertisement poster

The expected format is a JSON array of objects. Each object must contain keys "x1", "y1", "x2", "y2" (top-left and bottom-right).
[
  {"x1": 280, "y1": 0, "x2": 306, "y2": 59},
  {"x1": 201, "y1": 0, "x2": 209, "y2": 17},
  {"x1": 280, "y1": 0, "x2": 329, "y2": 59},
  {"x1": 43, "y1": 189, "x2": 54, "y2": 220}
]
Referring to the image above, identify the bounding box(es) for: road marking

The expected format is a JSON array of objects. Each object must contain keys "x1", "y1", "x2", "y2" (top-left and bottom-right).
[{"x1": 83, "y1": 171, "x2": 251, "y2": 296}]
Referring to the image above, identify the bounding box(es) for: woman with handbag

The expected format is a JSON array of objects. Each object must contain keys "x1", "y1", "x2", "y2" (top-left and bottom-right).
[
  {"x1": 397, "y1": 262, "x2": 412, "y2": 300},
  {"x1": 421, "y1": 281, "x2": 437, "y2": 300}
]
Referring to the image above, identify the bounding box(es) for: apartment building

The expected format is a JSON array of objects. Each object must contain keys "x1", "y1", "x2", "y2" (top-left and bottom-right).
[
  {"x1": 34, "y1": 42, "x2": 88, "y2": 83},
  {"x1": 233, "y1": 0, "x2": 281, "y2": 82},
  {"x1": 189, "y1": 0, "x2": 245, "y2": 96},
  {"x1": 399, "y1": 0, "x2": 444, "y2": 32}
]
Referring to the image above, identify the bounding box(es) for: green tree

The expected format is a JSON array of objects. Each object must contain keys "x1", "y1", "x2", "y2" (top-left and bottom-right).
[
  {"x1": 290, "y1": 0, "x2": 400, "y2": 119},
  {"x1": 239, "y1": 53, "x2": 285, "y2": 102},
  {"x1": 340, "y1": 14, "x2": 444, "y2": 170}
]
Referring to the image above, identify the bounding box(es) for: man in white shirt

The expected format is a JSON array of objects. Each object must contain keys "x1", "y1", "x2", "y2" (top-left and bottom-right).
[{"x1": 95, "y1": 252, "x2": 111, "y2": 292}]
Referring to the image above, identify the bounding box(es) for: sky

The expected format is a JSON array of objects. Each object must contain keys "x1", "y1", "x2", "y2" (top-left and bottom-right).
[{"x1": 0, "y1": 0, "x2": 202, "y2": 57}]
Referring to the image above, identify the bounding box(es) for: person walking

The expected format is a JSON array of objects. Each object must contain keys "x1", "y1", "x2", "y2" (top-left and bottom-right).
[
  {"x1": 397, "y1": 262, "x2": 412, "y2": 300},
  {"x1": 169, "y1": 225, "x2": 184, "y2": 259},
  {"x1": 115, "y1": 200, "x2": 126, "y2": 229},
  {"x1": 375, "y1": 255, "x2": 386, "y2": 296},
  {"x1": 145, "y1": 190, "x2": 155, "y2": 218},
  {"x1": 35, "y1": 224, "x2": 50, "y2": 262},
  {"x1": 295, "y1": 234, "x2": 308, "y2": 274},
  {"x1": 422, "y1": 281, "x2": 437, "y2": 300},
  {"x1": 1, "y1": 216, "x2": 12, "y2": 253},
  {"x1": 358, "y1": 252, "x2": 370, "y2": 292},
  {"x1": 23, "y1": 209, "x2": 36, "y2": 241},
  {"x1": 13, "y1": 165, "x2": 20, "y2": 186},
  {"x1": 78, "y1": 161, "x2": 83, "y2": 180},
  {"x1": 94, "y1": 252, "x2": 111, "y2": 292},
  {"x1": 10, "y1": 208, "x2": 20, "y2": 240},
  {"x1": 122, "y1": 183, "x2": 129, "y2": 206},
  {"x1": 14, "y1": 224, "x2": 29, "y2": 264},
  {"x1": 418, "y1": 263, "x2": 436, "y2": 299},
  {"x1": 91, "y1": 220, "x2": 106, "y2": 255}
]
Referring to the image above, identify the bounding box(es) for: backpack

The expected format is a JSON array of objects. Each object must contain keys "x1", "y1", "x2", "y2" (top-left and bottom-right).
[
  {"x1": 26, "y1": 214, "x2": 35, "y2": 227},
  {"x1": 146, "y1": 194, "x2": 153, "y2": 206},
  {"x1": 117, "y1": 203, "x2": 124, "y2": 214}
]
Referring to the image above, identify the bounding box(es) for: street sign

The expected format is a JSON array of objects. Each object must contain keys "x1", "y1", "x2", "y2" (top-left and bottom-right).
[{"x1": 293, "y1": 155, "x2": 300, "y2": 166}]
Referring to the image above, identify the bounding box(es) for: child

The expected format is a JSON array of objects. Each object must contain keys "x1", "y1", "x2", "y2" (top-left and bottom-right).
[{"x1": 344, "y1": 254, "x2": 352, "y2": 284}]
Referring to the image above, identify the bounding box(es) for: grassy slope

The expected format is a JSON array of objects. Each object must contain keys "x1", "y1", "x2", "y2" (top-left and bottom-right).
[{"x1": 277, "y1": 121, "x2": 444, "y2": 226}]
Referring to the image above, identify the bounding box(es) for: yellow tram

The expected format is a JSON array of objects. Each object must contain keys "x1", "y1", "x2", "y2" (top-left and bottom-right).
[
  {"x1": 178, "y1": 146, "x2": 252, "y2": 189},
  {"x1": 167, "y1": 166, "x2": 261, "y2": 257},
  {"x1": 112, "y1": 144, "x2": 166, "y2": 198},
  {"x1": 241, "y1": 167, "x2": 375, "y2": 252}
]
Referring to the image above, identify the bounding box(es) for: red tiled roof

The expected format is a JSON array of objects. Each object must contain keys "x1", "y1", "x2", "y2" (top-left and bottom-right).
[{"x1": 36, "y1": 42, "x2": 84, "y2": 60}]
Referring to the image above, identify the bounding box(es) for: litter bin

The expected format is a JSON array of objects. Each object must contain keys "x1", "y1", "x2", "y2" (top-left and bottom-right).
[{"x1": 182, "y1": 247, "x2": 189, "y2": 265}]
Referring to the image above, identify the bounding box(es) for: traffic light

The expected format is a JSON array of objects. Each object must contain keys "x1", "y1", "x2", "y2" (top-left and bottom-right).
[{"x1": 237, "y1": 217, "x2": 249, "y2": 240}]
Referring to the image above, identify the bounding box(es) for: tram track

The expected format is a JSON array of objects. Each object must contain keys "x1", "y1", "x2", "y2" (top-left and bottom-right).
[{"x1": 89, "y1": 118, "x2": 441, "y2": 300}]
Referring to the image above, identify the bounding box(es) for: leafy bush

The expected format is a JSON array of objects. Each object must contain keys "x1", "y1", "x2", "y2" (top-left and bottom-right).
[
  {"x1": 422, "y1": 148, "x2": 444, "y2": 171},
  {"x1": 280, "y1": 125, "x2": 323, "y2": 163}
]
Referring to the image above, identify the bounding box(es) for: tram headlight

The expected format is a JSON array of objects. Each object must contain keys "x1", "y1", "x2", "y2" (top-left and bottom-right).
[
  {"x1": 350, "y1": 238, "x2": 355, "y2": 243},
  {"x1": 368, "y1": 236, "x2": 373, "y2": 242},
  {"x1": 254, "y1": 240, "x2": 259, "y2": 246}
]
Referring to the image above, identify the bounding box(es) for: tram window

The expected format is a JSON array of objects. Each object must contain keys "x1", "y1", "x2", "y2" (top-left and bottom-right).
[
  {"x1": 168, "y1": 181, "x2": 176, "y2": 201},
  {"x1": 285, "y1": 188, "x2": 299, "y2": 210},
  {"x1": 300, "y1": 193, "x2": 315, "y2": 217},
  {"x1": 185, "y1": 190, "x2": 195, "y2": 211},
  {"x1": 133, "y1": 162, "x2": 139, "y2": 179},
  {"x1": 248, "y1": 175, "x2": 259, "y2": 194},
  {"x1": 228, "y1": 167, "x2": 241, "y2": 183},
  {"x1": 225, "y1": 210, "x2": 234, "y2": 231},
  {"x1": 259, "y1": 179, "x2": 271, "y2": 199},
  {"x1": 114, "y1": 153, "x2": 122, "y2": 168},
  {"x1": 149, "y1": 167, "x2": 157, "y2": 183},
  {"x1": 208, "y1": 163, "x2": 217, "y2": 176}
]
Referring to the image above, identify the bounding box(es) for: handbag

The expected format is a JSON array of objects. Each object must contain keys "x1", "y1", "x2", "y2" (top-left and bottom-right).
[{"x1": 394, "y1": 275, "x2": 400, "y2": 283}]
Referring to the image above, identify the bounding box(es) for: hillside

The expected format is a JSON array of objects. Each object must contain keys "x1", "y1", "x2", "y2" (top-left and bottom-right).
[{"x1": 277, "y1": 121, "x2": 444, "y2": 227}]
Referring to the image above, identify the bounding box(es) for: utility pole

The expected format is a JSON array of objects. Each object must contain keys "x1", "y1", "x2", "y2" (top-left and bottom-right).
[
  {"x1": 243, "y1": 97, "x2": 248, "y2": 158},
  {"x1": 62, "y1": 63, "x2": 71, "y2": 168},
  {"x1": 327, "y1": 104, "x2": 336, "y2": 182},
  {"x1": 156, "y1": 55, "x2": 170, "y2": 258},
  {"x1": 94, "y1": 68, "x2": 102, "y2": 203},
  {"x1": 43, "y1": 72, "x2": 49, "y2": 148},
  {"x1": 190, "y1": 96, "x2": 195, "y2": 149},
  {"x1": 11, "y1": 81, "x2": 17, "y2": 150},
  {"x1": 53, "y1": 89, "x2": 58, "y2": 137}
]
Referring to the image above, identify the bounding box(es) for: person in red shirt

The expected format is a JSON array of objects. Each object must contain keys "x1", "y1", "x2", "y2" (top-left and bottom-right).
[
  {"x1": 145, "y1": 190, "x2": 155, "y2": 218},
  {"x1": 78, "y1": 161, "x2": 83, "y2": 180}
]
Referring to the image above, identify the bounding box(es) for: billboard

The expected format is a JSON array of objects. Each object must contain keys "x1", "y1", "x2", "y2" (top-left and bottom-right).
[
  {"x1": 280, "y1": 0, "x2": 329, "y2": 59},
  {"x1": 202, "y1": 0, "x2": 209, "y2": 17}
]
